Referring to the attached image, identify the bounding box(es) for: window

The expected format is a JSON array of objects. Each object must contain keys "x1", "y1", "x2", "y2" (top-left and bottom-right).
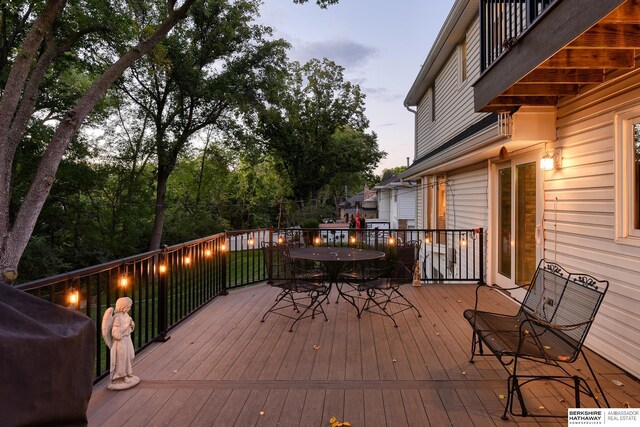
[
  {"x1": 431, "y1": 84, "x2": 436, "y2": 122},
  {"x1": 614, "y1": 108, "x2": 640, "y2": 245},
  {"x1": 424, "y1": 175, "x2": 447, "y2": 243},
  {"x1": 459, "y1": 38, "x2": 467, "y2": 84},
  {"x1": 436, "y1": 176, "x2": 447, "y2": 230}
]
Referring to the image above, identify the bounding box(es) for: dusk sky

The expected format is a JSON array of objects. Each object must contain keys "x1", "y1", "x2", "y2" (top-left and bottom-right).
[{"x1": 258, "y1": 0, "x2": 457, "y2": 174}]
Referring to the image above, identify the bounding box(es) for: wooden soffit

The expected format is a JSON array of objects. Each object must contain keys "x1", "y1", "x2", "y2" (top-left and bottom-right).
[{"x1": 474, "y1": 0, "x2": 637, "y2": 112}]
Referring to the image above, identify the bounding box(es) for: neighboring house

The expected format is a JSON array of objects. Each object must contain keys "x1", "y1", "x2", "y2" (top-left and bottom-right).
[
  {"x1": 373, "y1": 175, "x2": 417, "y2": 229},
  {"x1": 338, "y1": 187, "x2": 378, "y2": 222},
  {"x1": 404, "y1": 0, "x2": 640, "y2": 379}
]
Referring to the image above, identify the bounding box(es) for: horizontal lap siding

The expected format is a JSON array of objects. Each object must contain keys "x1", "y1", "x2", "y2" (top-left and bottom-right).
[
  {"x1": 415, "y1": 17, "x2": 491, "y2": 161},
  {"x1": 446, "y1": 165, "x2": 489, "y2": 280},
  {"x1": 551, "y1": 69, "x2": 640, "y2": 378},
  {"x1": 398, "y1": 188, "x2": 416, "y2": 220}
]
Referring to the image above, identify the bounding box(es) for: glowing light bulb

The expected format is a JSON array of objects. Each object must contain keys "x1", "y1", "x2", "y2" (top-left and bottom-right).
[
  {"x1": 159, "y1": 264, "x2": 167, "y2": 274},
  {"x1": 205, "y1": 249, "x2": 212, "y2": 257},
  {"x1": 184, "y1": 256, "x2": 191, "y2": 265},
  {"x1": 221, "y1": 243, "x2": 227, "y2": 251},
  {"x1": 69, "y1": 289, "x2": 79, "y2": 305},
  {"x1": 350, "y1": 236, "x2": 356, "y2": 244},
  {"x1": 278, "y1": 237, "x2": 284, "y2": 244},
  {"x1": 388, "y1": 237, "x2": 395, "y2": 246},
  {"x1": 119, "y1": 276, "x2": 129, "y2": 288},
  {"x1": 314, "y1": 237, "x2": 320, "y2": 245},
  {"x1": 248, "y1": 238, "x2": 255, "y2": 246}
]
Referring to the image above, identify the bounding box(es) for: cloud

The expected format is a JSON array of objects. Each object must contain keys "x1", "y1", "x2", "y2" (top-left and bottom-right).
[
  {"x1": 362, "y1": 86, "x2": 402, "y2": 103},
  {"x1": 293, "y1": 39, "x2": 376, "y2": 68}
]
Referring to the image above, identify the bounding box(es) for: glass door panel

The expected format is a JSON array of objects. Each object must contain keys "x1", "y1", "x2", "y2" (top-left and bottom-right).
[
  {"x1": 515, "y1": 162, "x2": 537, "y2": 285},
  {"x1": 498, "y1": 168, "x2": 512, "y2": 278}
]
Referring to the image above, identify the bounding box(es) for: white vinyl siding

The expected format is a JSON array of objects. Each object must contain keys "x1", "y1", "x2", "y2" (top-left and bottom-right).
[
  {"x1": 446, "y1": 165, "x2": 488, "y2": 230},
  {"x1": 551, "y1": 68, "x2": 640, "y2": 379},
  {"x1": 415, "y1": 17, "x2": 491, "y2": 160},
  {"x1": 398, "y1": 188, "x2": 416, "y2": 220},
  {"x1": 377, "y1": 189, "x2": 391, "y2": 221}
]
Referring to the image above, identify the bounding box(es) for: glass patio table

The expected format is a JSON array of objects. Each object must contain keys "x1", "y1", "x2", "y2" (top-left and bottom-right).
[{"x1": 288, "y1": 246, "x2": 386, "y2": 313}]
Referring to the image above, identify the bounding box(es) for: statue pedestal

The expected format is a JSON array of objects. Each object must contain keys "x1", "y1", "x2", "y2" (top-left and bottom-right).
[{"x1": 108, "y1": 375, "x2": 140, "y2": 391}]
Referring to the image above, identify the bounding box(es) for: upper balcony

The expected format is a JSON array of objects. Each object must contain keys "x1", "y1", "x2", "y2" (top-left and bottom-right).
[{"x1": 474, "y1": 0, "x2": 639, "y2": 112}]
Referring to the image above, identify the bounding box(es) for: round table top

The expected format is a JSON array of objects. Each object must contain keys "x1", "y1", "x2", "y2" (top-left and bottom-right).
[{"x1": 288, "y1": 246, "x2": 385, "y2": 263}]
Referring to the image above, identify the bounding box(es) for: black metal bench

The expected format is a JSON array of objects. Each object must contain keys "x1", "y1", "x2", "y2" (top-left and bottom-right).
[{"x1": 463, "y1": 259, "x2": 610, "y2": 419}]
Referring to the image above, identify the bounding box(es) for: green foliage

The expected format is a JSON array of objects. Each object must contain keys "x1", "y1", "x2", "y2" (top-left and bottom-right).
[
  {"x1": 259, "y1": 58, "x2": 383, "y2": 203},
  {"x1": 380, "y1": 165, "x2": 407, "y2": 182}
]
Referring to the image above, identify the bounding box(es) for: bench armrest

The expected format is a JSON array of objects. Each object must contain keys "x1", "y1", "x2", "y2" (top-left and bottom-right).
[
  {"x1": 520, "y1": 317, "x2": 592, "y2": 332},
  {"x1": 472, "y1": 283, "x2": 522, "y2": 311},
  {"x1": 516, "y1": 317, "x2": 593, "y2": 359}
]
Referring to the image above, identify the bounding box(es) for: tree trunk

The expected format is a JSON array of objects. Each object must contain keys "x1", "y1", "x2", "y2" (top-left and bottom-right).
[
  {"x1": 148, "y1": 169, "x2": 170, "y2": 251},
  {"x1": 0, "y1": 0, "x2": 196, "y2": 284}
]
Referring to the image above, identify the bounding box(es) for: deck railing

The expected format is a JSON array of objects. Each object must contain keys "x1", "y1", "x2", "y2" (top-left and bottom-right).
[
  {"x1": 16, "y1": 226, "x2": 484, "y2": 382},
  {"x1": 480, "y1": 0, "x2": 558, "y2": 72}
]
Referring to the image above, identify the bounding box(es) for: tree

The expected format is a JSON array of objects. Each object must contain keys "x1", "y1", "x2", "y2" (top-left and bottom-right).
[
  {"x1": 380, "y1": 165, "x2": 407, "y2": 182},
  {"x1": 0, "y1": 0, "x2": 339, "y2": 284},
  {"x1": 259, "y1": 58, "x2": 382, "y2": 204},
  {"x1": 121, "y1": 0, "x2": 288, "y2": 249}
]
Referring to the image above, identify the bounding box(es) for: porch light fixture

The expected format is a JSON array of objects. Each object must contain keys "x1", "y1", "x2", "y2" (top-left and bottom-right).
[{"x1": 541, "y1": 148, "x2": 562, "y2": 171}]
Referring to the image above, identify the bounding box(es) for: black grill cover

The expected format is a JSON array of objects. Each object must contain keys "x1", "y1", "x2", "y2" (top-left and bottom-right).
[{"x1": 0, "y1": 284, "x2": 95, "y2": 426}]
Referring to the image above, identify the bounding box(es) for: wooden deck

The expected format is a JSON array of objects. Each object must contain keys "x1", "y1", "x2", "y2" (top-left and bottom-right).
[{"x1": 88, "y1": 283, "x2": 640, "y2": 426}]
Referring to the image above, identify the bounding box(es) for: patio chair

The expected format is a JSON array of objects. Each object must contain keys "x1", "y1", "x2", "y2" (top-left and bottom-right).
[
  {"x1": 261, "y1": 242, "x2": 329, "y2": 332},
  {"x1": 353, "y1": 240, "x2": 422, "y2": 327},
  {"x1": 464, "y1": 260, "x2": 611, "y2": 419}
]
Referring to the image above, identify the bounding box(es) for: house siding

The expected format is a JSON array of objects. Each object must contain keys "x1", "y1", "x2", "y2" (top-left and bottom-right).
[
  {"x1": 415, "y1": 17, "x2": 490, "y2": 161},
  {"x1": 378, "y1": 189, "x2": 391, "y2": 221},
  {"x1": 551, "y1": 69, "x2": 640, "y2": 378},
  {"x1": 398, "y1": 188, "x2": 416, "y2": 220}
]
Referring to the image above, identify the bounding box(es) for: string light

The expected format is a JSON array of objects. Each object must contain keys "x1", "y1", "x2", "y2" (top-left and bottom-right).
[
  {"x1": 159, "y1": 264, "x2": 167, "y2": 274},
  {"x1": 184, "y1": 256, "x2": 192, "y2": 266},
  {"x1": 205, "y1": 249, "x2": 212, "y2": 257},
  {"x1": 278, "y1": 236, "x2": 284, "y2": 244},
  {"x1": 388, "y1": 237, "x2": 395, "y2": 246},
  {"x1": 314, "y1": 236, "x2": 321, "y2": 245},
  {"x1": 221, "y1": 243, "x2": 227, "y2": 251},
  {"x1": 119, "y1": 276, "x2": 129, "y2": 288},
  {"x1": 248, "y1": 237, "x2": 255, "y2": 246},
  {"x1": 350, "y1": 236, "x2": 356, "y2": 244},
  {"x1": 425, "y1": 236, "x2": 431, "y2": 244},
  {"x1": 68, "y1": 288, "x2": 79, "y2": 306}
]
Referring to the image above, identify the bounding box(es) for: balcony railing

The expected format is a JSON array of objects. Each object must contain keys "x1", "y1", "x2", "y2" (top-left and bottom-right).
[
  {"x1": 480, "y1": 0, "x2": 558, "y2": 72},
  {"x1": 16, "y1": 227, "x2": 484, "y2": 382}
]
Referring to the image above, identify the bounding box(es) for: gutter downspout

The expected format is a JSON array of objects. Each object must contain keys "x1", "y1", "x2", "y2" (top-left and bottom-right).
[{"x1": 405, "y1": 104, "x2": 417, "y2": 168}]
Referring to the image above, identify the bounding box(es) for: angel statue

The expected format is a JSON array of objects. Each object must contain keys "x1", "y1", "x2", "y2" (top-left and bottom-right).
[
  {"x1": 102, "y1": 297, "x2": 140, "y2": 390},
  {"x1": 412, "y1": 260, "x2": 422, "y2": 287}
]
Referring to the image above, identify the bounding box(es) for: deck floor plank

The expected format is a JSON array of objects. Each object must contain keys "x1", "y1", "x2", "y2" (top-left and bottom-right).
[
  {"x1": 190, "y1": 388, "x2": 233, "y2": 426},
  {"x1": 86, "y1": 283, "x2": 640, "y2": 427}
]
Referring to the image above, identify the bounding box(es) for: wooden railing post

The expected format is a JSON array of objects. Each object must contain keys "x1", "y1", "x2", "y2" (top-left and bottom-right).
[{"x1": 156, "y1": 245, "x2": 170, "y2": 342}]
